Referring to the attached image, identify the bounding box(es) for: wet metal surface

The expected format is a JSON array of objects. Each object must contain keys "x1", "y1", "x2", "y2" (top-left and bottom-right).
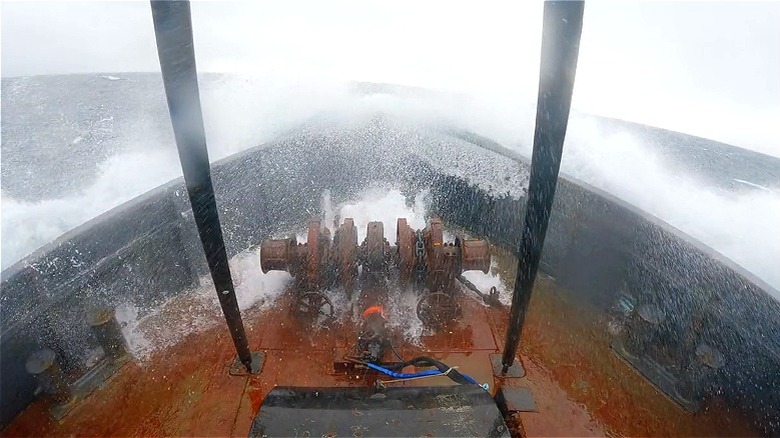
[
  {"x1": 495, "y1": 386, "x2": 537, "y2": 413},
  {"x1": 249, "y1": 385, "x2": 510, "y2": 437},
  {"x1": 2, "y1": 256, "x2": 760, "y2": 437},
  {"x1": 491, "y1": 353, "x2": 525, "y2": 378}
]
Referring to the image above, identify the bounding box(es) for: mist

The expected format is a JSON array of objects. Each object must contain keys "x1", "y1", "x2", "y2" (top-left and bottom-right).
[
  {"x1": 1, "y1": 1, "x2": 779, "y2": 293},
  {"x1": 2, "y1": 1, "x2": 778, "y2": 156}
]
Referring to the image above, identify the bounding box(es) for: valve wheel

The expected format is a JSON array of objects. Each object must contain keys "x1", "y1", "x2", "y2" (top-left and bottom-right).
[
  {"x1": 416, "y1": 292, "x2": 459, "y2": 328},
  {"x1": 396, "y1": 218, "x2": 415, "y2": 287},
  {"x1": 294, "y1": 291, "x2": 334, "y2": 320}
]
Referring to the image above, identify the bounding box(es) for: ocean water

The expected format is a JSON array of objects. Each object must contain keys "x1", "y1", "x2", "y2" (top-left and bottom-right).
[
  {"x1": 2, "y1": 73, "x2": 779, "y2": 296},
  {"x1": 116, "y1": 188, "x2": 492, "y2": 359}
]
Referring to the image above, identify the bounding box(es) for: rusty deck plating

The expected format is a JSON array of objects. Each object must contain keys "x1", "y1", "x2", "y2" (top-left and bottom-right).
[{"x1": 2, "y1": 249, "x2": 758, "y2": 437}]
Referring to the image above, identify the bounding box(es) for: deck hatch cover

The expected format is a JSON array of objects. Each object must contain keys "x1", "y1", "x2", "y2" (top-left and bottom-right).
[{"x1": 249, "y1": 385, "x2": 510, "y2": 437}]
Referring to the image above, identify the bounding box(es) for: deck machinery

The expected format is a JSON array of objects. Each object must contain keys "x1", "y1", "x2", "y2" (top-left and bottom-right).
[{"x1": 260, "y1": 217, "x2": 491, "y2": 363}]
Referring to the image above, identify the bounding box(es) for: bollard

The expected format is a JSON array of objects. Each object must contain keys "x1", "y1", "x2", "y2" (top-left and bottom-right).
[
  {"x1": 624, "y1": 304, "x2": 664, "y2": 358},
  {"x1": 25, "y1": 349, "x2": 72, "y2": 404},
  {"x1": 679, "y1": 344, "x2": 725, "y2": 402},
  {"x1": 87, "y1": 308, "x2": 129, "y2": 360}
]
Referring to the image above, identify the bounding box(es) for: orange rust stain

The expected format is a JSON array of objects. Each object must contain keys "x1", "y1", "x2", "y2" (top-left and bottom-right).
[
  {"x1": 508, "y1": 357, "x2": 607, "y2": 437},
  {"x1": 516, "y1": 274, "x2": 759, "y2": 437},
  {"x1": 3, "y1": 321, "x2": 244, "y2": 437},
  {"x1": 2, "y1": 268, "x2": 759, "y2": 438}
]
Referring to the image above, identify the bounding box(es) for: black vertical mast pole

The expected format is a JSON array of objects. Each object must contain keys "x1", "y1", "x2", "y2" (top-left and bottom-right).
[
  {"x1": 150, "y1": 0, "x2": 256, "y2": 372},
  {"x1": 502, "y1": 1, "x2": 584, "y2": 372}
]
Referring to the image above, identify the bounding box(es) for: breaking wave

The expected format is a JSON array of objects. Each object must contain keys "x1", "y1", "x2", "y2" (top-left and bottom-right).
[{"x1": 2, "y1": 75, "x2": 778, "y2": 299}]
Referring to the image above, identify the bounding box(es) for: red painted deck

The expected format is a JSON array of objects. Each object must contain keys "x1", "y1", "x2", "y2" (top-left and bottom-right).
[{"x1": 3, "y1": 251, "x2": 758, "y2": 437}]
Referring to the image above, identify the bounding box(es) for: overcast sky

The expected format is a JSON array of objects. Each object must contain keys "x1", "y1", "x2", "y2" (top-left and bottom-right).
[{"x1": 2, "y1": 1, "x2": 779, "y2": 156}]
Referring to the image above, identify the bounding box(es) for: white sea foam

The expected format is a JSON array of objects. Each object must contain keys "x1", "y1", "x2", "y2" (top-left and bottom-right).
[
  {"x1": 337, "y1": 188, "x2": 428, "y2": 243},
  {"x1": 461, "y1": 259, "x2": 513, "y2": 306},
  {"x1": 560, "y1": 117, "x2": 780, "y2": 292},
  {"x1": 1, "y1": 76, "x2": 778, "y2": 300},
  {"x1": 733, "y1": 178, "x2": 771, "y2": 192},
  {"x1": 111, "y1": 248, "x2": 292, "y2": 361},
  {"x1": 113, "y1": 189, "x2": 478, "y2": 358},
  {"x1": 338, "y1": 189, "x2": 431, "y2": 341},
  {"x1": 113, "y1": 288, "x2": 220, "y2": 361},
  {"x1": 1, "y1": 149, "x2": 181, "y2": 269}
]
